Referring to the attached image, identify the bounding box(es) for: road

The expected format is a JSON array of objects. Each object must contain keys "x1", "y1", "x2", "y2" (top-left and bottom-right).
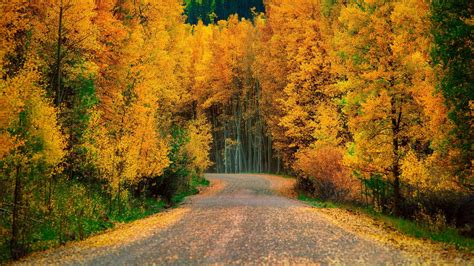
[{"x1": 19, "y1": 173, "x2": 424, "y2": 264}]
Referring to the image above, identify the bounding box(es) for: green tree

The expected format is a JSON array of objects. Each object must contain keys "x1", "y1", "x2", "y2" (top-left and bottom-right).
[{"x1": 431, "y1": 0, "x2": 473, "y2": 190}]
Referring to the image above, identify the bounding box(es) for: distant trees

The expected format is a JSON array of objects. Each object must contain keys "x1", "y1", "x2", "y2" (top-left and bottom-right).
[
  {"x1": 184, "y1": 0, "x2": 265, "y2": 24},
  {"x1": 187, "y1": 16, "x2": 277, "y2": 173}
]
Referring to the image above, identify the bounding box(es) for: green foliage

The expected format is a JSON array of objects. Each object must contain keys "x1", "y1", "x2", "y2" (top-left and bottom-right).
[
  {"x1": 66, "y1": 75, "x2": 99, "y2": 182},
  {"x1": 185, "y1": 0, "x2": 265, "y2": 24},
  {"x1": 109, "y1": 198, "x2": 166, "y2": 223},
  {"x1": 171, "y1": 174, "x2": 210, "y2": 205},
  {"x1": 321, "y1": 0, "x2": 337, "y2": 17},
  {"x1": 431, "y1": 0, "x2": 473, "y2": 189},
  {"x1": 157, "y1": 127, "x2": 192, "y2": 203},
  {"x1": 357, "y1": 172, "x2": 392, "y2": 212},
  {"x1": 0, "y1": 179, "x2": 167, "y2": 262},
  {"x1": 298, "y1": 194, "x2": 337, "y2": 208}
]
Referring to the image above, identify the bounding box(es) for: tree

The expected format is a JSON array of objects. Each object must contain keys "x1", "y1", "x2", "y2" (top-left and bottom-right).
[
  {"x1": 431, "y1": 0, "x2": 473, "y2": 190},
  {"x1": 1, "y1": 2, "x2": 66, "y2": 258},
  {"x1": 336, "y1": 0, "x2": 453, "y2": 213}
]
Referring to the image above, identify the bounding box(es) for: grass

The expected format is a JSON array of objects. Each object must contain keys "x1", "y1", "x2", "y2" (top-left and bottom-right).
[
  {"x1": 171, "y1": 176, "x2": 210, "y2": 205},
  {"x1": 298, "y1": 194, "x2": 338, "y2": 208},
  {"x1": 365, "y1": 208, "x2": 474, "y2": 252},
  {"x1": 1, "y1": 176, "x2": 211, "y2": 262},
  {"x1": 111, "y1": 198, "x2": 167, "y2": 223},
  {"x1": 298, "y1": 194, "x2": 474, "y2": 252}
]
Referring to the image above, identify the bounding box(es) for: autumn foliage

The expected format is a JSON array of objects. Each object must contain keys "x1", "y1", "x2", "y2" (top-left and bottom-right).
[
  {"x1": 254, "y1": 0, "x2": 472, "y2": 236},
  {"x1": 0, "y1": 0, "x2": 472, "y2": 261},
  {"x1": 0, "y1": 0, "x2": 211, "y2": 260},
  {"x1": 294, "y1": 146, "x2": 356, "y2": 201}
]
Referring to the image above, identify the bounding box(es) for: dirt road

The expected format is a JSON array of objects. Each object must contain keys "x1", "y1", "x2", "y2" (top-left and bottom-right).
[{"x1": 19, "y1": 174, "x2": 457, "y2": 264}]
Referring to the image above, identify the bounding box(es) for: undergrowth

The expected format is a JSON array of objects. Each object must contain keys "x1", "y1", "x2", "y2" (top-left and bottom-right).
[{"x1": 298, "y1": 194, "x2": 474, "y2": 253}]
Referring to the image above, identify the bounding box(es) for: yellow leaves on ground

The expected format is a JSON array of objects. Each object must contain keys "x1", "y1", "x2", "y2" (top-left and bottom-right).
[
  {"x1": 305, "y1": 206, "x2": 471, "y2": 263},
  {"x1": 79, "y1": 208, "x2": 189, "y2": 249},
  {"x1": 19, "y1": 208, "x2": 189, "y2": 264}
]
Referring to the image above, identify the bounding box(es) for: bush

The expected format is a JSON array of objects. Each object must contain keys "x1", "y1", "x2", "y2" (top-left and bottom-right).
[{"x1": 293, "y1": 145, "x2": 358, "y2": 201}]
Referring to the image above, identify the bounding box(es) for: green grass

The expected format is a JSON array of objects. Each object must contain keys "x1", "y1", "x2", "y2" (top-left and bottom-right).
[
  {"x1": 298, "y1": 194, "x2": 474, "y2": 252},
  {"x1": 111, "y1": 198, "x2": 166, "y2": 223},
  {"x1": 1, "y1": 176, "x2": 211, "y2": 262},
  {"x1": 366, "y1": 209, "x2": 474, "y2": 252},
  {"x1": 172, "y1": 176, "x2": 210, "y2": 204}
]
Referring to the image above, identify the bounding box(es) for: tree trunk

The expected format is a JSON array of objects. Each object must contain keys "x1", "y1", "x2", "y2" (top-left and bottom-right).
[
  {"x1": 224, "y1": 123, "x2": 228, "y2": 173},
  {"x1": 55, "y1": 0, "x2": 63, "y2": 105},
  {"x1": 11, "y1": 164, "x2": 23, "y2": 259},
  {"x1": 391, "y1": 97, "x2": 402, "y2": 215}
]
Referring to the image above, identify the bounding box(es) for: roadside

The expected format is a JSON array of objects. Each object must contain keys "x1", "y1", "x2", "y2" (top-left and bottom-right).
[
  {"x1": 13, "y1": 174, "x2": 473, "y2": 264},
  {"x1": 14, "y1": 179, "x2": 217, "y2": 265},
  {"x1": 263, "y1": 173, "x2": 472, "y2": 262},
  {"x1": 298, "y1": 194, "x2": 474, "y2": 263},
  {"x1": 11, "y1": 177, "x2": 212, "y2": 264}
]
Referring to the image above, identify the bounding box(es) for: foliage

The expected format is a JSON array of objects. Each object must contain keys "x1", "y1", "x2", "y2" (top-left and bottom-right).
[
  {"x1": 157, "y1": 127, "x2": 192, "y2": 204},
  {"x1": 431, "y1": 0, "x2": 473, "y2": 190},
  {"x1": 0, "y1": 0, "x2": 213, "y2": 261},
  {"x1": 0, "y1": 0, "x2": 472, "y2": 261},
  {"x1": 185, "y1": 116, "x2": 213, "y2": 176},
  {"x1": 254, "y1": 0, "x2": 472, "y2": 239},
  {"x1": 184, "y1": 0, "x2": 265, "y2": 24},
  {"x1": 294, "y1": 146, "x2": 356, "y2": 201}
]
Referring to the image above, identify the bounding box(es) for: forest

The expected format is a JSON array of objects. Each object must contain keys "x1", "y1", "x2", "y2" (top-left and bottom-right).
[{"x1": 0, "y1": 0, "x2": 473, "y2": 261}]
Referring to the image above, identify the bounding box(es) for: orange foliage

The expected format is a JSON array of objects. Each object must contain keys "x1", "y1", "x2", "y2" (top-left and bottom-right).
[{"x1": 294, "y1": 146, "x2": 357, "y2": 201}]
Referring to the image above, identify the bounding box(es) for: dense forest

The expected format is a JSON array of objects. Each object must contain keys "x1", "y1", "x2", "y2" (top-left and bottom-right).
[
  {"x1": 185, "y1": 0, "x2": 264, "y2": 24},
  {"x1": 1, "y1": 0, "x2": 473, "y2": 261}
]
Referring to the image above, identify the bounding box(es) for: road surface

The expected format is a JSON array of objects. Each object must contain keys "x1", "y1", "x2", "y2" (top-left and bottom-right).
[{"x1": 19, "y1": 174, "x2": 426, "y2": 264}]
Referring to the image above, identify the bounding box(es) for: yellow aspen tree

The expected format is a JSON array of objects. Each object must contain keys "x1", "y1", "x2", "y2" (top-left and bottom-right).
[
  {"x1": 256, "y1": 0, "x2": 342, "y2": 166},
  {"x1": 185, "y1": 116, "x2": 213, "y2": 176},
  {"x1": 87, "y1": 0, "x2": 189, "y2": 206},
  {"x1": 1, "y1": 1, "x2": 66, "y2": 257},
  {"x1": 336, "y1": 0, "x2": 453, "y2": 212},
  {"x1": 187, "y1": 21, "x2": 214, "y2": 110},
  {"x1": 32, "y1": 0, "x2": 98, "y2": 104}
]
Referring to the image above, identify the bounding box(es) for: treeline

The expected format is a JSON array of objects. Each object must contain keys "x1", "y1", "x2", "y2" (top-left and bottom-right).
[
  {"x1": 252, "y1": 0, "x2": 473, "y2": 237},
  {"x1": 0, "y1": 0, "x2": 212, "y2": 260},
  {"x1": 184, "y1": 0, "x2": 264, "y2": 24},
  {"x1": 187, "y1": 18, "x2": 280, "y2": 173}
]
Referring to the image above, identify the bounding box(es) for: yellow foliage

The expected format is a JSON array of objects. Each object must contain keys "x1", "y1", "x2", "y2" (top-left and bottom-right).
[
  {"x1": 82, "y1": 0, "x2": 191, "y2": 195},
  {"x1": 335, "y1": 0, "x2": 457, "y2": 193},
  {"x1": 400, "y1": 150, "x2": 459, "y2": 192},
  {"x1": 185, "y1": 116, "x2": 213, "y2": 175},
  {"x1": 0, "y1": 62, "x2": 66, "y2": 168},
  {"x1": 259, "y1": 0, "x2": 340, "y2": 163}
]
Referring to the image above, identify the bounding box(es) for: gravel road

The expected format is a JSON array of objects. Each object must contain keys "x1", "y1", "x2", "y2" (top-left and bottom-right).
[{"x1": 19, "y1": 173, "x2": 420, "y2": 265}]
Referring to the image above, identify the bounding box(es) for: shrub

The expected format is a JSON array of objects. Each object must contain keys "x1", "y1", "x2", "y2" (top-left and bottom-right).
[{"x1": 293, "y1": 145, "x2": 358, "y2": 201}]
